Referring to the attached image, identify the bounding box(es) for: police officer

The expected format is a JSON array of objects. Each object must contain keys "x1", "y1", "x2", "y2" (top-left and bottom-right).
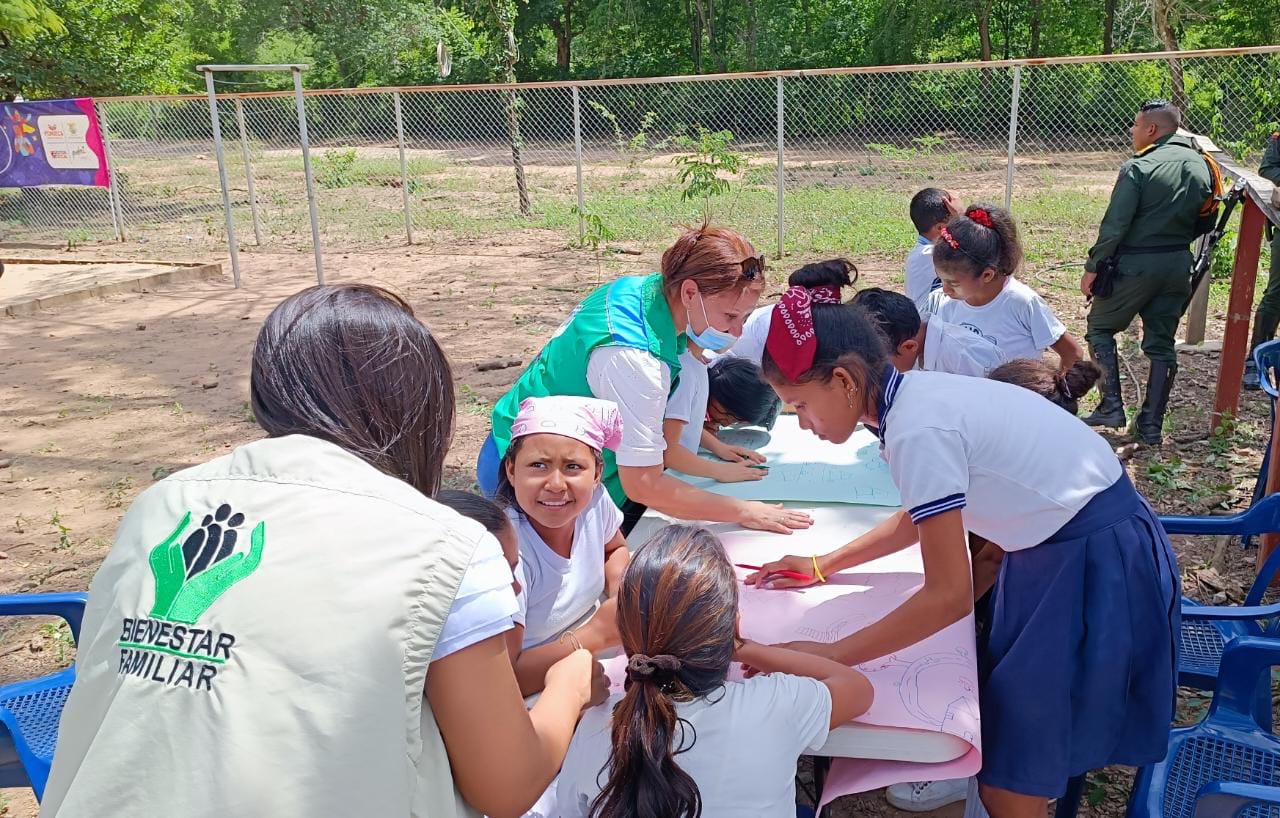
[
  {"x1": 1242, "y1": 129, "x2": 1280, "y2": 390},
  {"x1": 1081, "y1": 100, "x2": 1213, "y2": 444}
]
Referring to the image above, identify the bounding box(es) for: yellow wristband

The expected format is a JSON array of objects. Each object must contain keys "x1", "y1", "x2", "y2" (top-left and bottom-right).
[{"x1": 811, "y1": 555, "x2": 827, "y2": 583}]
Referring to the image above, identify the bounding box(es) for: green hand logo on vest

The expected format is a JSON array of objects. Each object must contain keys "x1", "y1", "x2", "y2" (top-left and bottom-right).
[
  {"x1": 116, "y1": 504, "x2": 264, "y2": 692},
  {"x1": 148, "y1": 504, "x2": 265, "y2": 624}
]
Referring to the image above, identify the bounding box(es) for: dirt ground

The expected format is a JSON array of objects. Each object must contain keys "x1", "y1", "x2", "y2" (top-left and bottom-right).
[{"x1": 0, "y1": 232, "x2": 1273, "y2": 818}]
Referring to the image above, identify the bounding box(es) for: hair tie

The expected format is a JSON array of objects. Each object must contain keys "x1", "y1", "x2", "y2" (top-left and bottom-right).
[
  {"x1": 1055, "y1": 373, "x2": 1074, "y2": 400},
  {"x1": 939, "y1": 226, "x2": 961, "y2": 250},
  {"x1": 968, "y1": 208, "x2": 994, "y2": 229},
  {"x1": 626, "y1": 653, "x2": 683, "y2": 684},
  {"x1": 808, "y1": 284, "x2": 842, "y2": 305},
  {"x1": 766, "y1": 285, "x2": 818, "y2": 381}
]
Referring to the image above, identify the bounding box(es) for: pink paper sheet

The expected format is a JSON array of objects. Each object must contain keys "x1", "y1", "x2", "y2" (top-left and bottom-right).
[{"x1": 626, "y1": 505, "x2": 982, "y2": 807}]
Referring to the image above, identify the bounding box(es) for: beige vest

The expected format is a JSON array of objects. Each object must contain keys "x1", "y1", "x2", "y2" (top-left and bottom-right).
[{"x1": 42, "y1": 435, "x2": 484, "y2": 818}]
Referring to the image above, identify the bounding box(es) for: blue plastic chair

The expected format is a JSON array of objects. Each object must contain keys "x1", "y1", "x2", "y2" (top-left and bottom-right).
[
  {"x1": 1159, "y1": 495, "x2": 1280, "y2": 721},
  {"x1": 1127, "y1": 636, "x2": 1280, "y2": 818},
  {"x1": 1244, "y1": 340, "x2": 1280, "y2": 548},
  {"x1": 0, "y1": 592, "x2": 86, "y2": 800}
]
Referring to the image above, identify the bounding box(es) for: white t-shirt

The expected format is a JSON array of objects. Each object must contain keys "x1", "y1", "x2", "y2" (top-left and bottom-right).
[
  {"x1": 905, "y1": 236, "x2": 947, "y2": 316},
  {"x1": 586, "y1": 346, "x2": 672, "y2": 468},
  {"x1": 921, "y1": 316, "x2": 1009, "y2": 378},
  {"x1": 556, "y1": 674, "x2": 832, "y2": 818},
  {"x1": 666, "y1": 350, "x2": 711, "y2": 453},
  {"x1": 716, "y1": 304, "x2": 773, "y2": 366},
  {"x1": 880, "y1": 369, "x2": 1123, "y2": 550},
  {"x1": 432, "y1": 531, "x2": 521, "y2": 661},
  {"x1": 511, "y1": 486, "x2": 624, "y2": 648},
  {"x1": 936, "y1": 277, "x2": 1065, "y2": 362}
]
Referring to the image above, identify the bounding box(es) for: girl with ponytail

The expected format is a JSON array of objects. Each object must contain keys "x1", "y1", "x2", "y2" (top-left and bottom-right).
[
  {"x1": 554, "y1": 525, "x2": 872, "y2": 818},
  {"x1": 934, "y1": 204, "x2": 1083, "y2": 373}
]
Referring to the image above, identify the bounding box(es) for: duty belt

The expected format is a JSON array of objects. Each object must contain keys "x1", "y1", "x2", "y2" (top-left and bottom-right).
[{"x1": 1116, "y1": 243, "x2": 1189, "y2": 255}]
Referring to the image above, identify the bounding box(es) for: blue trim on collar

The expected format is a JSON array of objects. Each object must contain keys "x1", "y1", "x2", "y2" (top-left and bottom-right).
[{"x1": 871, "y1": 365, "x2": 903, "y2": 441}]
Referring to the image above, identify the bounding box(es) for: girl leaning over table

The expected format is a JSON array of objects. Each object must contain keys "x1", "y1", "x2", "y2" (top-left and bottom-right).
[{"x1": 747, "y1": 288, "x2": 1179, "y2": 818}]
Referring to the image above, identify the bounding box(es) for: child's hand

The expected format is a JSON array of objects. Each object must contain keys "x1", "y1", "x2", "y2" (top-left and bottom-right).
[
  {"x1": 724, "y1": 445, "x2": 766, "y2": 464},
  {"x1": 545, "y1": 648, "x2": 598, "y2": 710},
  {"x1": 744, "y1": 555, "x2": 821, "y2": 588},
  {"x1": 585, "y1": 659, "x2": 609, "y2": 708},
  {"x1": 714, "y1": 460, "x2": 768, "y2": 483}
]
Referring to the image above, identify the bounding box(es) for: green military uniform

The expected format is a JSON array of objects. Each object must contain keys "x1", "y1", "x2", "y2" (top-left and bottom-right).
[
  {"x1": 1243, "y1": 130, "x2": 1280, "y2": 389},
  {"x1": 1083, "y1": 132, "x2": 1213, "y2": 442}
]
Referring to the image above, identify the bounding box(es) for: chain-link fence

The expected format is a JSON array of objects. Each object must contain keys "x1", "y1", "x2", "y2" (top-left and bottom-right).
[{"x1": 2, "y1": 46, "x2": 1277, "y2": 266}]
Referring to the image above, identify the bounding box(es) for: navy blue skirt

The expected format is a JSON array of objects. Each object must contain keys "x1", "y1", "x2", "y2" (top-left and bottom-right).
[{"x1": 977, "y1": 472, "x2": 1180, "y2": 797}]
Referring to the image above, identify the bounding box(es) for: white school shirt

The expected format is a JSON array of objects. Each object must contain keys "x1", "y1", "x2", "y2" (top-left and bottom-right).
[
  {"x1": 556, "y1": 674, "x2": 832, "y2": 818},
  {"x1": 905, "y1": 236, "x2": 948, "y2": 316},
  {"x1": 920, "y1": 316, "x2": 1009, "y2": 378},
  {"x1": 586, "y1": 347, "x2": 671, "y2": 468},
  {"x1": 936, "y1": 277, "x2": 1066, "y2": 362},
  {"x1": 877, "y1": 368, "x2": 1122, "y2": 549},
  {"x1": 715, "y1": 304, "x2": 773, "y2": 365},
  {"x1": 510, "y1": 486, "x2": 624, "y2": 648},
  {"x1": 666, "y1": 349, "x2": 711, "y2": 453}
]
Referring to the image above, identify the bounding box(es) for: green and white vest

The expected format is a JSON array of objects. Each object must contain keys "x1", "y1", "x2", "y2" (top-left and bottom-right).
[
  {"x1": 491, "y1": 273, "x2": 686, "y2": 506},
  {"x1": 42, "y1": 434, "x2": 488, "y2": 818}
]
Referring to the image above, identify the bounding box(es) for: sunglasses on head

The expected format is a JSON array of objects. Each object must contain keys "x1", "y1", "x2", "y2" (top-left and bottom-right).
[{"x1": 740, "y1": 255, "x2": 765, "y2": 280}]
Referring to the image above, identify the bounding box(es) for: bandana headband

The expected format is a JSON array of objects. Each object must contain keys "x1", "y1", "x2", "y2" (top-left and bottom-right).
[
  {"x1": 510, "y1": 395, "x2": 624, "y2": 452},
  {"x1": 766, "y1": 286, "x2": 818, "y2": 382}
]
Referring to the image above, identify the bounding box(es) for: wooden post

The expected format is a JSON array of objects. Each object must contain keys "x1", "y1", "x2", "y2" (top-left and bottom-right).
[{"x1": 1211, "y1": 197, "x2": 1266, "y2": 432}]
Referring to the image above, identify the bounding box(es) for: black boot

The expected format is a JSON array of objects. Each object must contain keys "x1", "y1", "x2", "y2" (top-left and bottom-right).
[
  {"x1": 1136, "y1": 360, "x2": 1178, "y2": 445},
  {"x1": 1083, "y1": 343, "x2": 1126, "y2": 428},
  {"x1": 1244, "y1": 311, "x2": 1280, "y2": 391}
]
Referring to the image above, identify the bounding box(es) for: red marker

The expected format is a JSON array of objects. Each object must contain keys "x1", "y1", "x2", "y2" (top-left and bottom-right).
[{"x1": 734, "y1": 563, "x2": 814, "y2": 583}]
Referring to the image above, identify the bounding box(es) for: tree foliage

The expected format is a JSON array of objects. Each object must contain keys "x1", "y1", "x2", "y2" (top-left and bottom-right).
[{"x1": 0, "y1": 0, "x2": 1277, "y2": 99}]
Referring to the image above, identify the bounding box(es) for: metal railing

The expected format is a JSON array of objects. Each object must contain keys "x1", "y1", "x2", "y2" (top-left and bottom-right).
[{"x1": 2, "y1": 46, "x2": 1277, "y2": 272}]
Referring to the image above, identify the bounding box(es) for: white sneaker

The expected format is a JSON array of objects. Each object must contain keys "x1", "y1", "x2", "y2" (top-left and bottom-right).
[{"x1": 886, "y1": 779, "x2": 970, "y2": 812}]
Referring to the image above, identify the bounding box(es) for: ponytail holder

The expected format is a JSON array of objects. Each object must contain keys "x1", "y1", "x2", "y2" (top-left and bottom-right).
[
  {"x1": 968, "y1": 208, "x2": 994, "y2": 229},
  {"x1": 1056, "y1": 373, "x2": 1074, "y2": 400},
  {"x1": 939, "y1": 226, "x2": 961, "y2": 251},
  {"x1": 766, "y1": 285, "x2": 819, "y2": 382},
  {"x1": 626, "y1": 653, "x2": 683, "y2": 684},
  {"x1": 808, "y1": 284, "x2": 842, "y2": 305}
]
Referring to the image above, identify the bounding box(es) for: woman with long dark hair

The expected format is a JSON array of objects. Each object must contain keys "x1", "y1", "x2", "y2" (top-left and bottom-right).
[
  {"x1": 44, "y1": 285, "x2": 603, "y2": 818},
  {"x1": 555, "y1": 525, "x2": 872, "y2": 818}
]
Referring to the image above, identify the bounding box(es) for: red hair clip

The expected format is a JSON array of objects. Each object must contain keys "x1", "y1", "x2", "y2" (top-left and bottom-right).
[
  {"x1": 939, "y1": 226, "x2": 961, "y2": 250},
  {"x1": 968, "y1": 208, "x2": 994, "y2": 229}
]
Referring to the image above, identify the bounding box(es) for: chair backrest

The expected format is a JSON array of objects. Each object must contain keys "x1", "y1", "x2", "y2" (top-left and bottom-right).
[
  {"x1": 1256, "y1": 338, "x2": 1280, "y2": 399},
  {"x1": 1206, "y1": 636, "x2": 1280, "y2": 733},
  {"x1": 1160, "y1": 495, "x2": 1280, "y2": 606}
]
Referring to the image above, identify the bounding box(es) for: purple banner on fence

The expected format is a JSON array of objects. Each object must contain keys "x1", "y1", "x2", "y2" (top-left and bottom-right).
[{"x1": 0, "y1": 98, "x2": 109, "y2": 188}]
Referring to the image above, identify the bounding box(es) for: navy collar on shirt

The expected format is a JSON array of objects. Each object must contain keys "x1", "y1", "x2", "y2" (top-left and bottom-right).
[{"x1": 869, "y1": 365, "x2": 903, "y2": 441}]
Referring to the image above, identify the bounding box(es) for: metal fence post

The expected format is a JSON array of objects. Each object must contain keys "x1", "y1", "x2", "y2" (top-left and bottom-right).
[
  {"x1": 1004, "y1": 65, "x2": 1022, "y2": 211},
  {"x1": 393, "y1": 91, "x2": 415, "y2": 245},
  {"x1": 201, "y1": 70, "x2": 241, "y2": 287},
  {"x1": 775, "y1": 75, "x2": 786, "y2": 259},
  {"x1": 292, "y1": 66, "x2": 325, "y2": 285},
  {"x1": 233, "y1": 98, "x2": 264, "y2": 245},
  {"x1": 95, "y1": 104, "x2": 126, "y2": 242},
  {"x1": 573, "y1": 85, "x2": 585, "y2": 244}
]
